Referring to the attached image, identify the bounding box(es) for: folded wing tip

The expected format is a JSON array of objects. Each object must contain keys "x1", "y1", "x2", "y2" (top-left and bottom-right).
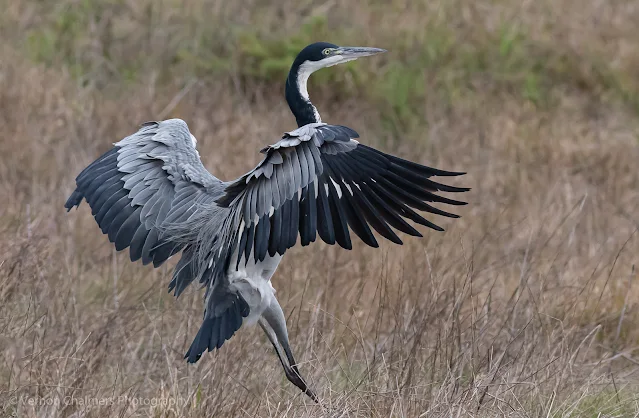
[
  {"x1": 440, "y1": 170, "x2": 467, "y2": 177},
  {"x1": 448, "y1": 199, "x2": 468, "y2": 206},
  {"x1": 184, "y1": 351, "x2": 202, "y2": 363}
]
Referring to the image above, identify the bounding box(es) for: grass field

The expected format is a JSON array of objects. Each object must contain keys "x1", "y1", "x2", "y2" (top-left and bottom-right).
[{"x1": 2, "y1": 0, "x2": 639, "y2": 416}]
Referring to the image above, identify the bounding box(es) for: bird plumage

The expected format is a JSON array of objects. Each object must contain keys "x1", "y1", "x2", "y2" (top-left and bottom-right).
[{"x1": 64, "y1": 42, "x2": 469, "y2": 403}]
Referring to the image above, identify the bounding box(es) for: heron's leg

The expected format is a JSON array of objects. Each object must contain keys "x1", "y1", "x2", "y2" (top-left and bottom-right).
[
  {"x1": 260, "y1": 300, "x2": 318, "y2": 403},
  {"x1": 263, "y1": 303, "x2": 303, "y2": 376},
  {"x1": 258, "y1": 319, "x2": 291, "y2": 380},
  {"x1": 258, "y1": 318, "x2": 318, "y2": 402}
]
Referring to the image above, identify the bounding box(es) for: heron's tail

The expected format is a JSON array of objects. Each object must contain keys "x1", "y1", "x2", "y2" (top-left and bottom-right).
[{"x1": 184, "y1": 294, "x2": 250, "y2": 363}]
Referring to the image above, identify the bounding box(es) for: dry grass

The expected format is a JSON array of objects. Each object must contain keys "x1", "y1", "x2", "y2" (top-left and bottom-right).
[{"x1": 2, "y1": 0, "x2": 639, "y2": 416}]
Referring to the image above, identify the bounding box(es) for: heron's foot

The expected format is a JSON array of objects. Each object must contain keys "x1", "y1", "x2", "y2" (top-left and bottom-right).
[{"x1": 284, "y1": 366, "x2": 318, "y2": 403}]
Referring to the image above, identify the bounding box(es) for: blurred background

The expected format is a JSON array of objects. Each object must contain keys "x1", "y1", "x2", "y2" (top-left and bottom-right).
[{"x1": 2, "y1": 0, "x2": 639, "y2": 416}]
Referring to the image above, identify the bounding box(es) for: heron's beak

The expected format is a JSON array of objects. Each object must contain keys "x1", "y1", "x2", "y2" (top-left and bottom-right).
[{"x1": 334, "y1": 46, "x2": 387, "y2": 58}]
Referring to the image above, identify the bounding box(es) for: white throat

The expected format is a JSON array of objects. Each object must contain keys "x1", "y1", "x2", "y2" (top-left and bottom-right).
[
  {"x1": 296, "y1": 61, "x2": 323, "y2": 123},
  {"x1": 296, "y1": 56, "x2": 356, "y2": 124},
  {"x1": 296, "y1": 62, "x2": 316, "y2": 102}
]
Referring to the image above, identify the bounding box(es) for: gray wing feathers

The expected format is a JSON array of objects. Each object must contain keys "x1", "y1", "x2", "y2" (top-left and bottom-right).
[
  {"x1": 65, "y1": 118, "x2": 224, "y2": 267},
  {"x1": 116, "y1": 119, "x2": 219, "y2": 188},
  {"x1": 66, "y1": 118, "x2": 249, "y2": 363},
  {"x1": 217, "y1": 123, "x2": 469, "y2": 267},
  {"x1": 65, "y1": 119, "x2": 469, "y2": 364}
]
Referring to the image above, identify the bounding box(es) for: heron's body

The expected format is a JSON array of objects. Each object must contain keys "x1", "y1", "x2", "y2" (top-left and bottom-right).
[
  {"x1": 228, "y1": 250, "x2": 281, "y2": 326},
  {"x1": 64, "y1": 42, "x2": 469, "y2": 402}
]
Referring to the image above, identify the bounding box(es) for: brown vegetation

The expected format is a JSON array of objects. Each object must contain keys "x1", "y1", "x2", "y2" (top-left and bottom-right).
[{"x1": 2, "y1": 0, "x2": 639, "y2": 416}]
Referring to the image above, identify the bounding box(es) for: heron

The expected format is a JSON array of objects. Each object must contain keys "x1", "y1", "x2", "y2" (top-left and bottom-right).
[{"x1": 64, "y1": 42, "x2": 469, "y2": 402}]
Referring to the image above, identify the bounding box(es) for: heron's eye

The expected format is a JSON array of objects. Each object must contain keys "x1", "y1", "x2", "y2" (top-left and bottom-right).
[{"x1": 322, "y1": 48, "x2": 332, "y2": 56}]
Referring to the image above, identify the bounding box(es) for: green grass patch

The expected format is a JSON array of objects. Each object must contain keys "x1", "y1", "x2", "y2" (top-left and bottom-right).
[
  {"x1": 555, "y1": 389, "x2": 639, "y2": 417},
  {"x1": 15, "y1": 1, "x2": 639, "y2": 132}
]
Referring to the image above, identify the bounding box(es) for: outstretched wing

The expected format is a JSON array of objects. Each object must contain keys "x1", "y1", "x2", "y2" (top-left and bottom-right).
[
  {"x1": 64, "y1": 118, "x2": 224, "y2": 269},
  {"x1": 66, "y1": 119, "x2": 251, "y2": 362},
  {"x1": 217, "y1": 123, "x2": 470, "y2": 267}
]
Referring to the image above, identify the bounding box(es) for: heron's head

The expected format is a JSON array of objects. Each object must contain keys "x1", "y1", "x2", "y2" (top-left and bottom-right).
[
  {"x1": 293, "y1": 42, "x2": 386, "y2": 74},
  {"x1": 287, "y1": 42, "x2": 386, "y2": 126}
]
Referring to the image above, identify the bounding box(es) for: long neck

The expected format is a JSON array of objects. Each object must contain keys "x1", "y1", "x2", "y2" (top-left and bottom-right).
[{"x1": 286, "y1": 64, "x2": 321, "y2": 127}]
